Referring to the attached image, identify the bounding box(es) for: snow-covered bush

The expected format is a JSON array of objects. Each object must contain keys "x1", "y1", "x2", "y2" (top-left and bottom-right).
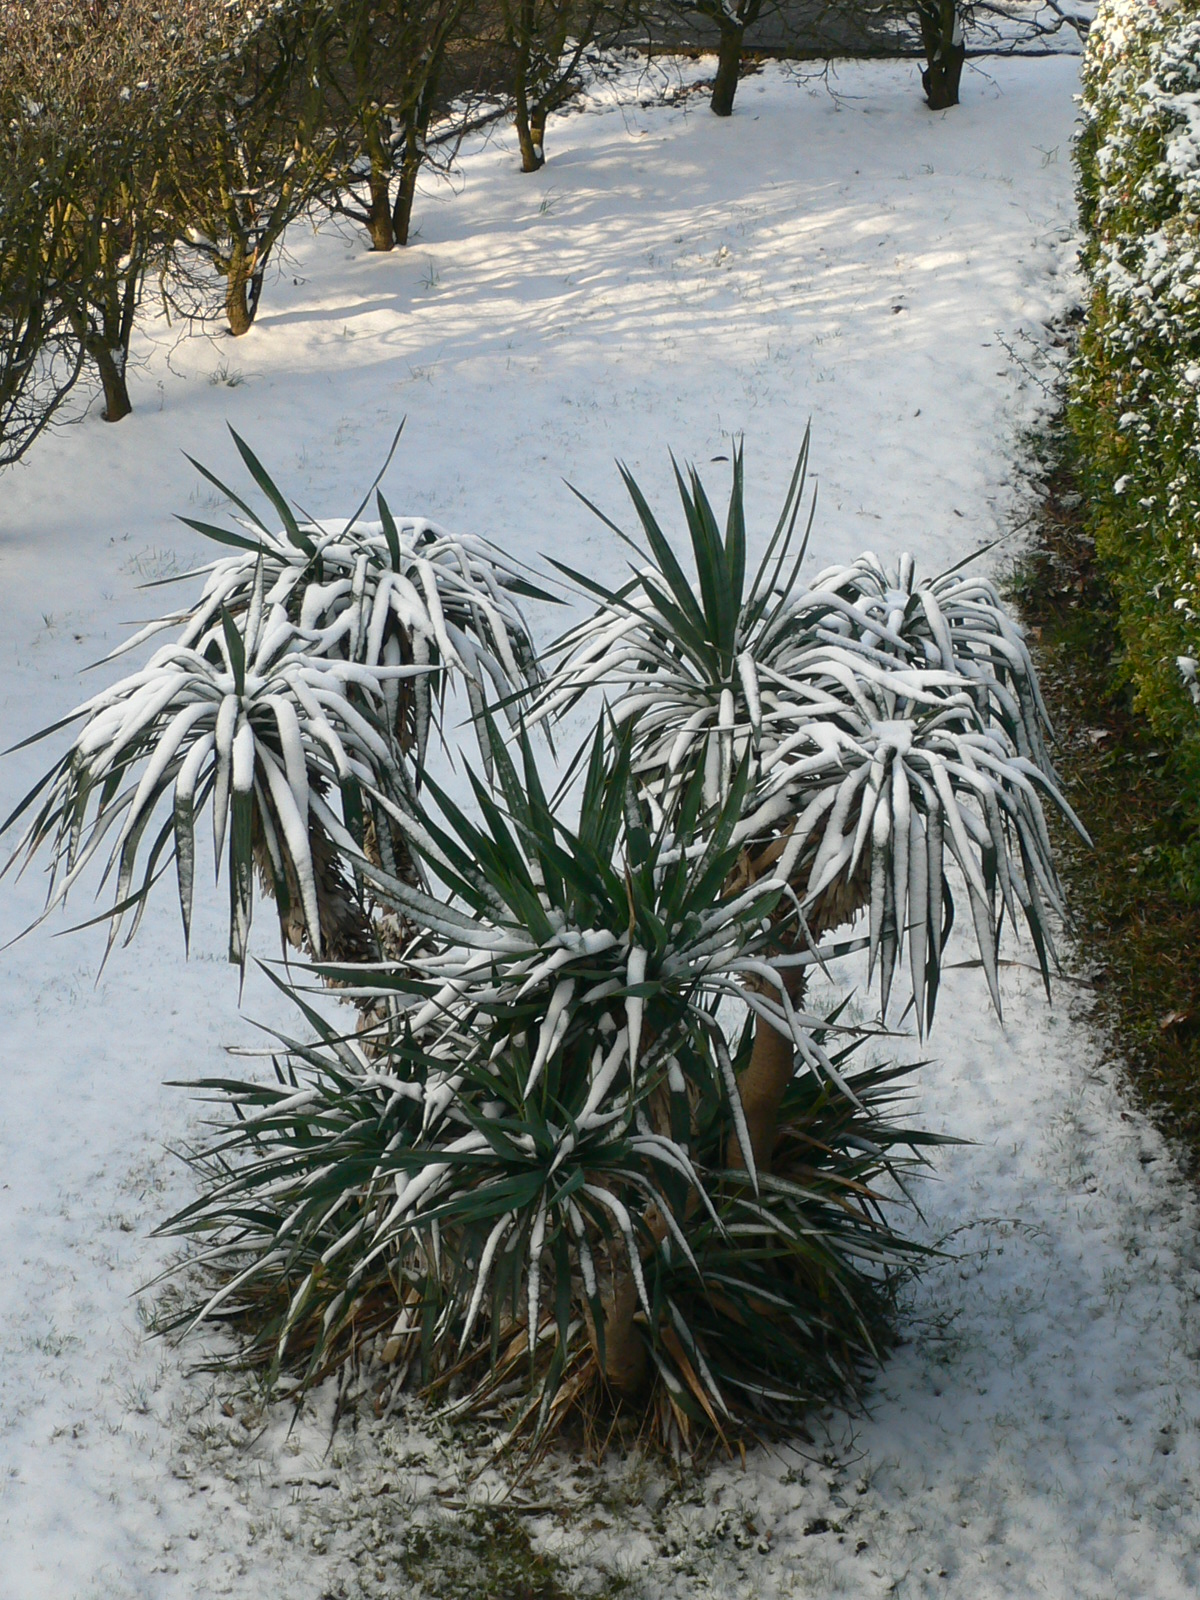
[
  {"x1": 4, "y1": 439, "x2": 1076, "y2": 1457},
  {"x1": 159, "y1": 718, "x2": 943, "y2": 1450},
  {"x1": 541, "y1": 437, "x2": 1078, "y2": 1036},
  {"x1": 1073, "y1": 0, "x2": 1200, "y2": 735},
  {"x1": 3, "y1": 433, "x2": 545, "y2": 965}
]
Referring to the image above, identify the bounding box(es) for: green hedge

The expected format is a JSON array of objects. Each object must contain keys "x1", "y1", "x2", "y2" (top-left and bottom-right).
[{"x1": 1072, "y1": 0, "x2": 1200, "y2": 735}]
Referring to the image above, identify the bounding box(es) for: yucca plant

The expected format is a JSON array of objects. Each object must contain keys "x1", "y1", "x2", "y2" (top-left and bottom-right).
[
  {"x1": 754, "y1": 548, "x2": 1086, "y2": 1022},
  {"x1": 127, "y1": 427, "x2": 551, "y2": 770},
  {"x1": 156, "y1": 716, "x2": 941, "y2": 1455},
  {"x1": 532, "y1": 430, "x2": 818, "y2": 810},
  {"x1": 538, "y1": 444, "x2": 1086, "y2": 1172},
  {"x1": 2, "y1": 570, "x2": 420, "y2": 965},
  {"x1": 3, "y1": 433, "x2": 552, "y2": 967},
  {"x1": 3, "y1": 430, "x2": 1077, "y2": 1464}
]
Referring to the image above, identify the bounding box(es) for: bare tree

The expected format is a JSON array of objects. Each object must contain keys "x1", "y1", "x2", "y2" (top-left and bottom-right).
[
  {"x1": 0, "y1": 1, "x2": 236, "y2": 436},
  {"x1": 164, "y1": 3, "x2": 342, "y2": 335},
  {"x1": 321, "y1": 0, "x2": 484, "y2": 252},
  {"x1": 700, "y1": 0, "x2": 769, "y2": 117},
  {"x1": 648, "y1": 0, "x2": 1082, "y2": 115},
  {"x1": 0, "y1": 121, "x2": 83, "y2": 462},
  {"x1": 494, "y1": 0, "x2": 629, "y2": 172}
]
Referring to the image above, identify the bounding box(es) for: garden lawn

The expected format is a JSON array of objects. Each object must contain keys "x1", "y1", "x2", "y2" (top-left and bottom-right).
[{"x1": 2, "y1": 50, "x2": 1198, "y2": 1600}]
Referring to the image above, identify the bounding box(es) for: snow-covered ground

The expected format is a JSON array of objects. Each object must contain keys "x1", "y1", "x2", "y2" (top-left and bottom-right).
[{"x1": 3, "y1": 51, "x2": 1198, "y2": 1600}]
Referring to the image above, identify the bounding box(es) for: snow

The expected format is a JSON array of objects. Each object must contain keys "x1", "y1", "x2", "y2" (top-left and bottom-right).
[{"x1": 3, "y1": 49, "x2": 1197, "y2": 1600}]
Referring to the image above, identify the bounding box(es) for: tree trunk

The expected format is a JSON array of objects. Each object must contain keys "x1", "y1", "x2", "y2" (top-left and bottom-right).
[
  {"x1": 510, "y1": 0, "x2": 545, "y2": 173},
  {"x1": 92, "y1": 342, "x2": 131, "y2": 423},
  {"x1": 922, "y1": 45, "x2": 965, "y2": 110},
  {"x1": 711, "y1": 21, "x2": 745, "y2": 117},
  {"x1": 530, "y1": 104, "x2": 549, "y2": 161},
  {"x1": 224, "y1": 245, "x2": 264, "y2": 337},
  {"x1": 392, "y1": 136, "x2": 422, "y2": 246},
  {"x1": 366, "y1": 163, "x2": 395, "y2": 253},
  {"x1": 359, "y1": 95, "x2": 395, "y2": 253},
  {"x1": 919, "y1": 2, "x2": 966, "y2": 110},
  {"x1": 393, "y1": 53, "x2": 443, "y2": 241},
  {"x1": 514, "y1": 80, "x2": 544, "y2": 172}
]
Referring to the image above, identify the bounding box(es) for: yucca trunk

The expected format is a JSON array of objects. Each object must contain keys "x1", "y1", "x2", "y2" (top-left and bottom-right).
[
  {"x1": 727, "y1": 864, "x2": 871, "y2": 1175},
  {"x1": 593, "y1": 859, "x2": 874, "y2": 1392},
  {"x1": 586, "y1": 1256, "x2": 648, "y2": 1400},
  {"x1": 253, "y1": 813, "x2": 377, "y2": 965},
  {"x1": 584, "y1": 1076, "x2": 676, "y2": 1399},
  {"x1": 730, "y1": 963, "x2": 807, "y2": 1174}
]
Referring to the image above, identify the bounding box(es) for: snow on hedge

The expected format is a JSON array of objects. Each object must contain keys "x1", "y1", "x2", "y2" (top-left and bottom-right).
[{"x1": 1073, "y1": 0, "x2": 1200, "y2": 725}]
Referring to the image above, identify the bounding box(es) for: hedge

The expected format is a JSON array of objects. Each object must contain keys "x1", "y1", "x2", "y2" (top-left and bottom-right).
[{"x1": 1072, "y1": 0, "x2": 1200, "y2": 735}]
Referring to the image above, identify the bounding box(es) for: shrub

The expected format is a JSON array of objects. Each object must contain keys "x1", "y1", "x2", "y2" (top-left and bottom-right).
[
  {"x1": 2, "y1": 433, "x2": 545, "y2": 965},
  {"x1": 0, "y1": 1, "x2": 236, "y2": 438},
  {"x1": 4, "y1": 437, "x2": 1075, "y2": 1458},
  {"x1": 157, "y1": 719, "x2": 943, "y2": 1452},
  {"x1": 541, "y1": 436, "x2": 1079, "y2": 1034},
  {"x1": 1072, "y1": 0, "x2": 1200, "y2": 743}
]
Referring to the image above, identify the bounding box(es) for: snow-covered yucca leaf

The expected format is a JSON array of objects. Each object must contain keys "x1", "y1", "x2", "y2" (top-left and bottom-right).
[
  {"x1": 3, "y1": 584, "x2": 424, "y2": 966},
  {"x1": 158, "y1": 1026, "x2": 938, "y2": 1453},
  {"x1": 3, "y1": 432, "x2": 555, "y2": 967},
  {"x1": 796, "y1": 551, "x2": 1057, "y2": 771},
  {"x1": 124, "y1": 428, "x2": 551, "y2": 771},
  {"x1": 533, "y1": 430, "x2": 816, "y2": 804},
  {"x1": 155, "y1": 716, "x2": 932, "y2": 1450},
  {"x1": 750, "y1": 553, "x2": 1089, "y2": 1025},
  {"x1": 540, "y1": 445, "x2": 1085, "y2": 1027}
]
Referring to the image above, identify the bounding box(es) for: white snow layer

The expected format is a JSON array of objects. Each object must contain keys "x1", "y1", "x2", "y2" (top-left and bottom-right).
[{"x1": 3, "y1": 52, "x2": 1197, "y2": 1600}]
